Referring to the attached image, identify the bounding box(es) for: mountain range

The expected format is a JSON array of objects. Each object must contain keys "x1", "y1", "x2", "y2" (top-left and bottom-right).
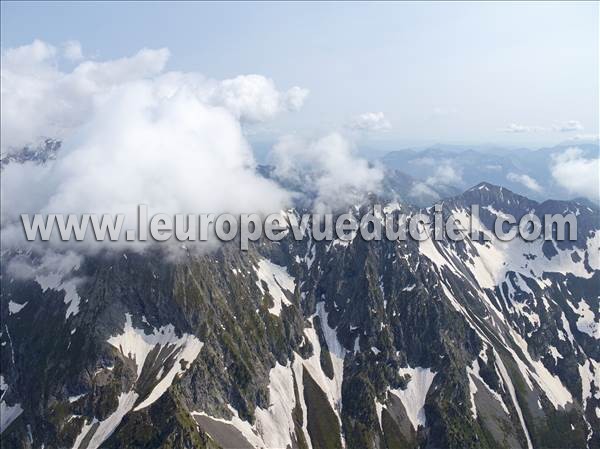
[
  {"x1": 1, "y1": 179, "x2": 599, "y2": 449},
  {"x1": 379, "y1": 142, "x2": 599, "y2": 205}
]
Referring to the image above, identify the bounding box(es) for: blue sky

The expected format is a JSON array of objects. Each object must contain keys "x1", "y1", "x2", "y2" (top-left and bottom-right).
[{"x1": 1, "y1": 1, "x2": 598, "y2": 148}]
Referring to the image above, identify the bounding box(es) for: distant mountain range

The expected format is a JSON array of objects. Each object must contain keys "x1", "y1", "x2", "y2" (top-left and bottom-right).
[{"x1": 379, "y1": 142, "x2": 599, "y2": 204}]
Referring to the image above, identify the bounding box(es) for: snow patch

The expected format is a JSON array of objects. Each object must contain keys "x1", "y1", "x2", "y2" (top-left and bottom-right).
[
  {"x1": 389, "y1": 366, "x2": 436, "y2": 431},
  {"x1": 548, "y1": 346, "x2": 563, "y2": 362},
  {"x1": 36, "y1": 274, "x2": 81, "y2": 319},
  {"x1": 302, "y1": 303, "x2": 346, "y2": 416},
  {"x1": 8, "y1": 301, "x2": 27, "y2": 315},
  {"x1": 507, "y1": 329, "x2": 573, "y2": 409},
  {"x1": 254, "y1": 363, "x2": 297, "y2": 448},
  {"x1": 569, "y1": 299, "x2": 599, "y2": 339},
  {"x1": 0, "y1": 375, "x2": 23, "y2": 433},
  {"x1": 0, "y1": 401, "x2": 23, "y2": 433},
  {"x1": 107, "y1": 313, "x2": 203, "y2": 411},
  {"x1": 494, "y1": 352, "x2": 533, "y2": 449},
  {"x1": 71, "y1": 391, "x2": 138, "y2": 449},
  {"x1": 255, "y1": 259, "x2": 295, "y2": 316},
  {"x1": 68, "y1": 394, "x2": 85, "y2": 403},
  {"x1": 467, "y1": 360, "x2": 509, "y2": 419},
  {"x1": 447, "y1": 208, "x2": 598, "y2": 289}
]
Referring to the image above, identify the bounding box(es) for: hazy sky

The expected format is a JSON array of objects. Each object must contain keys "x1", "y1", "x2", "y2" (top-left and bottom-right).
[{"x1": 1, "y1": 1, "x2": 598, "y2": 148}]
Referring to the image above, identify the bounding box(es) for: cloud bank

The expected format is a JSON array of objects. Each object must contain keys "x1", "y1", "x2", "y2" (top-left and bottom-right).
[
  {"x1": 347, "y1": 112, "x2": 391, "y2": 131},
  {"x1": 408, "y1": 161, "x2": 462, "y2": 202},
  {"x1": 0, "y1": 40, "x2": 315, "y2": 256},
  {"x1": 0, "y1": 40, "x2": 309, "y2": 156},
  {"x1": 554, "y1": 120, "x2": 584, "y2": 133},
  {"x1": 502, "y1": 123, "x2": 545, "y2": 133},
  {"x1": 506, "y1": 172, "x2": 542, "y2": 192},
  {"x1": 62, "y1": 40, "x2": 84, "y2": 61},
  {"x1": 1, "y1": 40, "x2": 382, "y2": 264},
  {"x1": 501, "y1": 120, "x2": 585, "y2": 134},
  {"x1": 550, "y1": 147, "x2": 600, "y2": 200},
  {"x1": 269, "y1": 133, "x2": 383, "y2": 212}
]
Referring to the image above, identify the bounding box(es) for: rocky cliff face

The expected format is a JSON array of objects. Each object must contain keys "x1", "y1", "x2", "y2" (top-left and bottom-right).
[{"x1": 1, "y1": 183, "x2": 599, "y2": 449}]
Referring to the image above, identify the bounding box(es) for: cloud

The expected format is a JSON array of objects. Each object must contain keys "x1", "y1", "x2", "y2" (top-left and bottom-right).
[
  {"x1": 6, "y1": 249, "x2": 83, "y2": 281},
  {"x1": 0, "y1": 40, "x2": 312, "y2": 257},
  {"x1": 62, "y1": 40, "x2": 83, "y2": 61},
  {"x1": 1, "y1": 39, "x2": 57, "y2": 68},
  {"x1": 268, "y1": 133, "x2": 383, "y2": 212},
  {"x1": 408, "y1": 182, "x2": 440, "y2": 201},
  {"x1": 209, "y1": 74, "x2": 309, "y2": 122},
  {"x1": 562, "y1": 134, "x2": 599, "y2": 143},
  {"x1": 283, "y1": 86, "x2": 310, "y2": 111},
  {"x1": 502, "y1": 120, "x2": 585, "y2": 134},
  {"x1": 347, "y1": 112, "x2": 391, "y2": 131},
  {"x1": 406, "y1": 161, "x2": 461, "y2": 203},
  {"x1": 550, "y1": 147, "x2": 600, "y2": 200},
  {"x1": 506, "y1": 172, "x2": 542, "y2": 192},
  {"x1": 502, "y1": 123, "x2": 545, "y2": 133},
  {"x1": 554, "y1": 120, "x2": 584, "y2": 133},
  {"x1": 1, "y1": 79, "x2": 292, "y2": 253},
  {"x1": 425, "y1": 163, "x2": 462, "y2": 186},
  {"x1": 1, "y1": 41, "x2": 170, "y2": 156},
  {"x1": 1, "y1": 41, "x2": 308, "y2": 156}
]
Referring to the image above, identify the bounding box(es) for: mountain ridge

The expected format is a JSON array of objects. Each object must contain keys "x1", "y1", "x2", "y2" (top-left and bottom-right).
[{"x1": 1, "y1": 183, "x2": 599, "y2": 449}]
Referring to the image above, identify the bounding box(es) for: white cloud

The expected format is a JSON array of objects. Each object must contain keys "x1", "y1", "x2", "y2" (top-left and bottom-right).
[
  {"x1": 6, "y1": 249, "x2": 83, "y2": 281},
  {"x1": 62, "y1": 40, "x2": 83, "y2": 61},
  {"x1": 1, "y1": 41, "x2": 308, "y2": 156},
  {"x1": 209, "y1": 74, "x2": 308, "y2": 122},
  {"x1": 283, "y1": 86, "x2": 310, "y2": 111},
  {"x1": 425, "y1": 163, "x2": 462, "y2": 186},
  {"x1": 506, "y1": 172, "x2": 542, "y2": 192},
  {"x1": 406, "y1": 161, "x2": 461, "y2": 202},
  {"x1": 554, "y1": 120, "x2": 584, "y2": 132},
  {"x1": 408, "y1": 182, "x2": 440, "y2": 201},
  {"x1": 550, "y1": 147, "x2": 600, "y2": 200},
  {"x1": 1, "y1": 41, "x2": 170, "y2": 156},
  {"x1": 502, "y1": 120, "x2": 586, "y2": 134},
  {"x1": 347, "y1": 112, "x2": 391, "y2": 131},
  {"x1": 269, "y1": 133, "x2": 383, "y2": 212},
  {"x1": 502, "y1": 123, "x2": 545, "y2": 133},
  {"x1": 1, "y1": 78, "x2": 292, "y2": 253},
  {"x1": 562, "y1": 134, "x2": 599, "y2": 143},
  {"x1": 1, "y1": 39, "x2": 57, "y2": 69},
  {"x1": 0, "y1": 40, "x2": 312, "y2": 256}
]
